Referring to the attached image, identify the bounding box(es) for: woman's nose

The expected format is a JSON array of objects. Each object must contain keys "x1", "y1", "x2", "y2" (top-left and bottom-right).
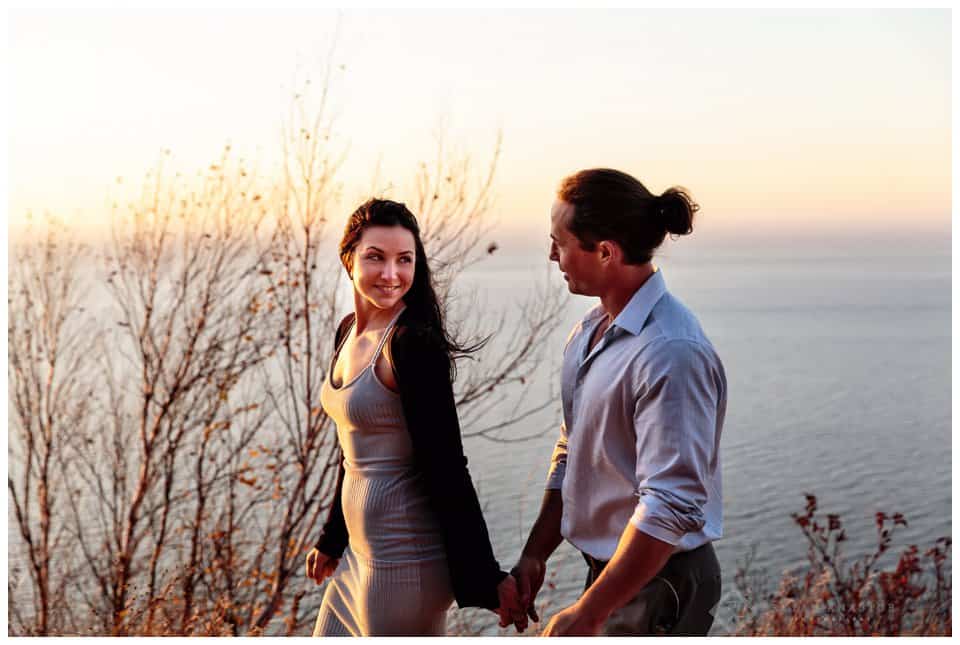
[{"x1": 381, "y1": 262, "x2": 398, "y2": 280}]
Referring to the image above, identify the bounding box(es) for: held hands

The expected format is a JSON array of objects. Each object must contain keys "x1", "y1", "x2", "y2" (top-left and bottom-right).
[
  {"x1": 305, "y1": 548, "x2": 339, "y2": 585},
  {"x1": 511, "y1": 554, "x2": 547, "y2": 626},
  {"x1": 495, "y1": 574, "x2": 528, "y2": 633},
  {"x1": 511, "y1": 556, "x2": 603, "y2": 636},
  {"x1": 493, "y1": 555, "x2": 547, "y2": 634}
]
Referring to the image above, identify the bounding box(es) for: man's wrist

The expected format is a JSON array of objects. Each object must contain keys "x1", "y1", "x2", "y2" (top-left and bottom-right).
[
  {"x1": 573, "y1": 593, "x2": 613, "y2": 628},
  {"x1": 518, "y1": 548, "x2": 548, "y2": 565}
]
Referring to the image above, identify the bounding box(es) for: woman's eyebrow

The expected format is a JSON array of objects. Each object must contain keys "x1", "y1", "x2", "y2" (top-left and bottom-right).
[{"x1": 364, "y1": 245, "x2": 414, "y2": 255}]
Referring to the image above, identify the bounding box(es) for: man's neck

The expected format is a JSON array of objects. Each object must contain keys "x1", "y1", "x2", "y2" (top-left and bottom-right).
[{"x1": 598, "y1": 263, "x2": 656, "y2": 320}]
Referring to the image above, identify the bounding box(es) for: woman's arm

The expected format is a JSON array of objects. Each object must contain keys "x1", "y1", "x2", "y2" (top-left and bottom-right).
[
  {"x1": 393, "y1": 326, "x2": 507, "y2": 610},
  {"x1": 315, "y1": 454, "x2": 348, "y2": 557},
  {"x1": 313, "y1": 314, "x2": 355, "y2": 558}
]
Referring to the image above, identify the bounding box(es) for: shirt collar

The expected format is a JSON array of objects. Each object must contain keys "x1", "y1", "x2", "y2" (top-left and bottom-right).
[{"x1": 610, "y1": 268, "x2": 667, "y2": 336}]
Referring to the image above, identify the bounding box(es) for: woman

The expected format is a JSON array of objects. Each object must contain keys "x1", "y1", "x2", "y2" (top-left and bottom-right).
[{"x1": 304, "y1": 198, "x2": 522, "y2": 636}]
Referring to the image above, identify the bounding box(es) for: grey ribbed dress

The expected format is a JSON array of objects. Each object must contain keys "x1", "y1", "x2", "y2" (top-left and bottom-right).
[{"x1": 313, "y1": 311, "x2": 454, "y2": 636}]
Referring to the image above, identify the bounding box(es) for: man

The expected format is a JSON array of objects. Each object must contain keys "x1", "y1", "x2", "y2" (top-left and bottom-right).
[{"x1": 511, "y1": 168, "x2": 726, "y2": 636}]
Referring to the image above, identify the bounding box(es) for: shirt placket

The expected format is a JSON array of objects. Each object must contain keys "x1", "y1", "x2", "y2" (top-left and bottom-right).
[{"x1": 571, "y1": 322, "x2": 622, "y2": 426}]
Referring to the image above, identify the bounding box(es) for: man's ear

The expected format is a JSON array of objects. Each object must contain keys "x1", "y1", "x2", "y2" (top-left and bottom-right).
[{"x1": 597, "y1": 240, "x2": 621, "y2": 265}]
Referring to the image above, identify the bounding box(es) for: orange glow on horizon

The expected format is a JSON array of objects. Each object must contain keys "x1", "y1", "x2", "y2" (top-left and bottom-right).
[{"x1": 8, "y1": 10, "x2": 952, "y2": 244}]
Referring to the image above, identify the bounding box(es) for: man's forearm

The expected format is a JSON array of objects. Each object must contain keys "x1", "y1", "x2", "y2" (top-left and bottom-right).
[
  {"x1": 575, "y1": 523, "x2": 675, "y2": 625},
  {"x1": 521, "y1": 489, "x2": 564, "y2": 562}
]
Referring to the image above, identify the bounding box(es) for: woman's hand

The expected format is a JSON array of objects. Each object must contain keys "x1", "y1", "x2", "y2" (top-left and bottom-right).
[
  {"x1": 496, "y1": 573, "x2": 529, "y2": 633},
  {"x1": 305, "y1": 548, "x2": 339, "y2": 585}
]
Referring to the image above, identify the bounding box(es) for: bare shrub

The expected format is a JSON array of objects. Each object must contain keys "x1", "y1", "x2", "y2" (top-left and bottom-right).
[
  {"x1": 8, "y1": 73, "x2": 566, "y2": 635},
  {"x1": 733, "y1": 494, "x2": 951, "y2": 636},
  {"x1": 8, "y1": 216, "x2": 94, "y2": 635}
]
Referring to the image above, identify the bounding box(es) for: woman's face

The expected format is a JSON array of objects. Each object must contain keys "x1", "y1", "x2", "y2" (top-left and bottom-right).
[{"x1": 350, "y1": 225, "x2": 417, "y2": 311}]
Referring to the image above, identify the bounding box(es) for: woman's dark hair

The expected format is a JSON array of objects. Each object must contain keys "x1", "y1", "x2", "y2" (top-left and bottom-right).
[
  {"x1": 557, "y1": 168, "x2": 699, "y2": 265},
  {"x1": 339, "y1": 198, "x2": 482, "y2": 370}
]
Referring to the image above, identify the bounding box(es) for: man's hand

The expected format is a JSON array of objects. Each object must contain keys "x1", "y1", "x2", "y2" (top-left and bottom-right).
[
  {"x1": 511, "y1": 555, "x2": 547, "y2": 624},
  {"x1": 541, "y1": 602, "x2": 603, "y2": 637},
  {"x1": 305, "y1": 548, "x2": 339, "y2": 585},
  {"x1": 495, "y1": 574, "x2": 529, "y2": 633}
]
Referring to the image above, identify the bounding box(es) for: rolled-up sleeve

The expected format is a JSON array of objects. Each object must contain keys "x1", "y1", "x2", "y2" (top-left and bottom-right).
[
  {"x1": 545, "y1": 422, "x2": 568, "y2": 490},
  {"x1": 629, "y1": 339, "x2": 720, "y2": 545}
]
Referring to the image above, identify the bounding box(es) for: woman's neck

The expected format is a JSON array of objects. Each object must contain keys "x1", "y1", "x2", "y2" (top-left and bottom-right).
[{"x1": 353, "y1": 294, "x2": 405, "y2": 335}]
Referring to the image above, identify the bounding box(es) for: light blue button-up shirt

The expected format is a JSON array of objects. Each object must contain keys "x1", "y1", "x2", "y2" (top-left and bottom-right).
[{"x1": 546, "y1": 269, "x2": 726, "y2": 559}]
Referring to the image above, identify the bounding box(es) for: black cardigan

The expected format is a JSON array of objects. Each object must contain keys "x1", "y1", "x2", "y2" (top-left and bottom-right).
[{"x1": 315, "y1": 310, "x2": 507, "y2": 610}]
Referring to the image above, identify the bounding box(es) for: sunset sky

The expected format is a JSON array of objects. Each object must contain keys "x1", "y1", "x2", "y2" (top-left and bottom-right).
[{"x1": 9, "y1": 9, "x2": 952, "y2": 243}]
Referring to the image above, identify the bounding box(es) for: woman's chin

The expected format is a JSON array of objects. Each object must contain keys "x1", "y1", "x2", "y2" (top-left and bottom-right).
[{"x1": 364, "y1": 294, "x2": 404, "y2": 310}]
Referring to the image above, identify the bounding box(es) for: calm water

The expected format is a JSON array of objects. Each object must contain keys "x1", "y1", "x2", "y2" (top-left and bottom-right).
[{"x1": 451, "y1": 233, "x2": 951, "y2": 634}]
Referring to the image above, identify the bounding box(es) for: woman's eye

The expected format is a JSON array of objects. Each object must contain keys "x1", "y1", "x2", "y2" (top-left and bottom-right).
[
  {"x1": 400, "y1": 257, "x2": 412, "y2": 264},
  {"x1": 366, "y1": 254, "x2": 381, "y2": 261}
]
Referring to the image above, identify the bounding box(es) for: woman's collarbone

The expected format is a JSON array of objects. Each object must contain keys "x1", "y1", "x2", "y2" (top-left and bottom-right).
[{"x1": 336, "y1": 330, "x2": 394, "y2": 385}]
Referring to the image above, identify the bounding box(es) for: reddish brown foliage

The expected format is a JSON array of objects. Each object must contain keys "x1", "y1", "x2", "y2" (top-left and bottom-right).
[{"x1": 734, "y1": 494, "x2": 951, "y2": 636}]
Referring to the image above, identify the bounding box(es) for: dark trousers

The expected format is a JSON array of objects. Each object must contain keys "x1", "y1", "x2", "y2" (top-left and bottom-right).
[{"x1": 582, "y1": 542, "x2": 721, "y2": 636}]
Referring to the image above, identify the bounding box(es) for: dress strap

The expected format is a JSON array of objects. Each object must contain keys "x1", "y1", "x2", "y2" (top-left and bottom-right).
[{"x1": 369, "y1": 305, "x2": 406, "y2": 366}]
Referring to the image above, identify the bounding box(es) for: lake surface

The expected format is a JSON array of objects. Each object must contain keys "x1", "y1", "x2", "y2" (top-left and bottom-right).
[{"x1": 450, "y1": 232, "x2": 951, "y2": 634}]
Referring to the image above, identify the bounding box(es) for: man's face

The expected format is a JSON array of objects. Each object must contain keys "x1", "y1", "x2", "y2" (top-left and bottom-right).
[{"x1": 549, "y1": 199, "x2": 603, "y2": 296}]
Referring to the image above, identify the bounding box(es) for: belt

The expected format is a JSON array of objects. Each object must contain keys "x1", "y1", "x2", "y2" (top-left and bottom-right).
[
  {"x1": 582, "y1": 542, "x2": 711, "y2": 577},
  {"x1": 582, "y1": 552, "x2": 609, "y2": 576}
]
